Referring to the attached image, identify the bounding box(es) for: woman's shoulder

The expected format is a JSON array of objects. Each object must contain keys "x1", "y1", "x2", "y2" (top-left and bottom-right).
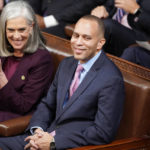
[
  {"x1": 31, "y1": 48, "x2": 51, "y2": 60},
  {"x1": 24, "y1": 48, "x2": 52, "y2": 66},
  {"x1": 35, "y1": 48, "x2": 50, "y2": 56}
]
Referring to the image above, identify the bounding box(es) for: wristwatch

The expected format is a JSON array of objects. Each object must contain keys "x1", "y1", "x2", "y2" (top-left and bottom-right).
[
  {"x1": 50, "y1": 138, "x2": 56, "y2": 150},
  {"x1": 134, "y1": 8, "x2": 142, "y2": 17},
  {"x1": 50, "y1": 141, "x2": 56, "y2": 150}
]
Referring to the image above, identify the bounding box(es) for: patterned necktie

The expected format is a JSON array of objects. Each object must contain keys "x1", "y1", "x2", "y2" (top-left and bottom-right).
[
  {"x1": 69, "y1": 64, "x2": 84, "y2": 97},
  {"x1": 114, "y1": 8, "x2": 126, "y2": 23}
]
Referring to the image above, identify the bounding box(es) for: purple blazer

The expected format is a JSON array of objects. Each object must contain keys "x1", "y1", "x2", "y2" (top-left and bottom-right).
[{"x1": 0, "y1": 48, "x2": 54, "y2": 121}]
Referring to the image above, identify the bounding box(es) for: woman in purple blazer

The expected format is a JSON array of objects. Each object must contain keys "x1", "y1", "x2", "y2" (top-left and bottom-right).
[{"x1": 0, "y1": 1, "x2": 54, "y2": 122}]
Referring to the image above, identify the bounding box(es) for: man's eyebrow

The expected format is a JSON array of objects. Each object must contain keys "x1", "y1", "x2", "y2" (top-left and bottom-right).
[
  {"x1": 82, "y1": 34, "x2": 91, "y2": 37},
  {"x1": 73, "y1": 31, "x2": 91, "y2": 37},
  {"x1": 73, "y1": 31, "x2": 78, "y2": 34}
]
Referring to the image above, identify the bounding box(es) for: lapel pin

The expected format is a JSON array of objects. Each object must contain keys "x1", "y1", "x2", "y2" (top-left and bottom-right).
[{"x1": 21, "y1": 75, "x2": 25, "y2": 80}]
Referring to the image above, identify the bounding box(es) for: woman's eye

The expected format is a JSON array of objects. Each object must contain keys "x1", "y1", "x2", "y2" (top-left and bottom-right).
[{"x1": 19, "y1": 28, "x2": 26, "y2": 32}]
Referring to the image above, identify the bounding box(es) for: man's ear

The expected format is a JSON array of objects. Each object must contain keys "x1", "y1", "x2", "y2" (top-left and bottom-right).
[{"x1": 97, "y1": 38, "x2": 106, "y2": 50}]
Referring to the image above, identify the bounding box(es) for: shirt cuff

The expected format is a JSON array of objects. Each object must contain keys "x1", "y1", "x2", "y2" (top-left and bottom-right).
[
  {"x1": 30, "y1": 126, "x2": 43, "y2": 135},
  {"x1": 43, "y1": 15, "x2": 59, "y2": 28}
]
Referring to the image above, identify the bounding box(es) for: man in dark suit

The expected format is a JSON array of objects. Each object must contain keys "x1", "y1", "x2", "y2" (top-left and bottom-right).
[
  {"x1": 91, "y1": 0, "x2": 150, "y2": 56},
  {"x1": 0, "y1": 15, "x2": 125, "y2": 150},
  {"x1": 121, "y1": 45, "x2": 150, "y2": 69},
  {"x1": 119, "y1": 0, "x2": 150, "y2": 69},
  {"x1": 27, "y1": 0, "x2": 105, "y2": 38}
]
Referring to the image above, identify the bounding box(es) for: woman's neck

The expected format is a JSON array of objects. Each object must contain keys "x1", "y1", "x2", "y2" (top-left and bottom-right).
[{"x1": 13, "y1": 50, "x2": 24, "y2": 57}]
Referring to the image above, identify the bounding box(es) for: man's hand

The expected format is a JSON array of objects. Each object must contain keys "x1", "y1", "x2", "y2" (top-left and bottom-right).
[
  {"x1": 34, "y1": 132, "x2": 53, "y2": 150},
  {"x1": 24, "y1": 133, "x2": 40, "y2": 150},
  {"x1": 91, "y1": 6, "x2": 109, "y2": 19},
  {"x1": 115, "y1": 0, "x2": 140, "y2": 14},
  {"x1": 24, "y1": 129, "x2": 54, "y2": 150},
  {"x1": 0, "y1": 60, "x2": 8, "y2": 89},
  {"x1": 0, "y1": 0, "x2": 4, "y2": 11},
  {"x1": 24, "y1": 128, "x2": 44, "y2": 150},
  {"x1": 34, "y1": 128, "x2": 44, "y2": 135},
  {"x1": 35, "y1": 14, "x2": 46, "y2": 29}
]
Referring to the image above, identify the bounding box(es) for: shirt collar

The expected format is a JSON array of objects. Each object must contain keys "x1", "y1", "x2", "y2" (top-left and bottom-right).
[{"x1": 78, "y1": 50, "x2": 102, "y2": 72}]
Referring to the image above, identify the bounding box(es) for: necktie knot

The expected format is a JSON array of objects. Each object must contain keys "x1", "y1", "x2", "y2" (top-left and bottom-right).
[{"x1": 76, "y1": 64, "x2": 84, "y2": 74}]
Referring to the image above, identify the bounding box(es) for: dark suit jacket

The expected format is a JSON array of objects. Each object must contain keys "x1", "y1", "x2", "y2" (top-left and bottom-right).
[
  {"x1": 121, "y1": 46, "x2": 150, "y2": 69},
  {"x1": 26, "y1": 0, "x2": 106, "y2": 38},
  {"x1": 28, "y1": 51, "x2": 125, "y2": 149},
  {"x1": 27, "y1": 0, "x2": 106, "y2": 24},
  {"x1": 25, "y1": 0, "x2": 49, "y2": 16},
  {"x1": 105, "y1": 0, "x2": 150, "y2": 40},
  {"x1": 0, "y1": 49, "x2": 54, "y2": 121}
]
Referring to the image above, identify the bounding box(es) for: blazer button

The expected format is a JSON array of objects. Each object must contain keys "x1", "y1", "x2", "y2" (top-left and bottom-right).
[{"x1": 21, "y1": 75, "x2": 25, "y2": 80}]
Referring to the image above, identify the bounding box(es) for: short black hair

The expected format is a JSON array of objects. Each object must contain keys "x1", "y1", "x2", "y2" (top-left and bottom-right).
[{"x1": 78, "y1": 15, "x2": 105, "y2": 37}]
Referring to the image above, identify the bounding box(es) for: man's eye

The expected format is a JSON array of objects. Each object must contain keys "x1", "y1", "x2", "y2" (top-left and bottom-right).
[
  {"x1": 84, "y1": 36, "x2": 91, "y2": 40},
  {"x1": 72, "y1": 33, "x2": 79, "y2": 38}
]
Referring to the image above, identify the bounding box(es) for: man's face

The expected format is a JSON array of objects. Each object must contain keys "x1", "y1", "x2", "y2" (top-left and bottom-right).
[
  {"x1": 6, "y1": 17, "x2": 33, "y2": 53},
  {"x1": 71, "y1": 18, "x2": 105, "y2": 64}
]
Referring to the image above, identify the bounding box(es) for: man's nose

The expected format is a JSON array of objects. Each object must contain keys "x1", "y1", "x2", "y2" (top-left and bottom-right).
[{"x1": 76, "y1": 36, "x2": 83, "y2": 45}]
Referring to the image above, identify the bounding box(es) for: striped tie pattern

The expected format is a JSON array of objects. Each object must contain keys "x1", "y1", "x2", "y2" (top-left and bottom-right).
[
  {"x1": 114, "y1": 8, "x2": 126, "y2": 23},
  {"x1": 69, "y1": 64, "x2": 84, "y2": 97}
]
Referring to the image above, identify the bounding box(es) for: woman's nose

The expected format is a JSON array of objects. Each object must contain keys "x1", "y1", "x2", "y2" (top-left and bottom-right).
[{"x1": 13, "y1": 31, "x2": 21, "y2": 39}]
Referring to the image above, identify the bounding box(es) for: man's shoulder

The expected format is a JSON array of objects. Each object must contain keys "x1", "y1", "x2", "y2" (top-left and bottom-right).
[
  {"x1": 61, "y1": 56, "x2": 76, "y2": 65},
  {"x1": 100, "y1": 52, "x2": 123, "y2": 79}
]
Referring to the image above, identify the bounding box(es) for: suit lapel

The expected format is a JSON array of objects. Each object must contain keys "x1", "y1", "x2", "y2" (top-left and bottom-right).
[
  {"x1": 57, "y1": 59, "x2": 78, "y2": 113},
  {"x1": 68, "y1": 51, "x2": 106, "y2": 105},
  {"x1": 64, "y1": 68, "x2": 97, "y2": 107},
  {"x1": 56, "y1": 51, "x2": 106, "y2": 122}
]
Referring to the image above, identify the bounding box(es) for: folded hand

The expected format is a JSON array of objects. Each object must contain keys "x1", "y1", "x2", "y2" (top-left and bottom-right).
[
  {"x1": 115, "y1": 0, "x2": 140, "y2": 14},
  {"x1": 0, "y1": 59, "x2": 8, "y2": 89}
]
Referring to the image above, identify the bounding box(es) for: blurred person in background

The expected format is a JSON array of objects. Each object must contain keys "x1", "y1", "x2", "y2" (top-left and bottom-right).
[
  {"x1": 91, "y1": 0, "x2": 150, "y2": 57},
  {"x1": 27, "y1": 0, "x2": 106, "y2": 38}
]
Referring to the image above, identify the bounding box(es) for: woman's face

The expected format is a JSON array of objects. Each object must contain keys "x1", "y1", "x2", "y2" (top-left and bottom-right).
[{"x1": 6, "y1": 16, "x2": 33, "y2": 56}]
